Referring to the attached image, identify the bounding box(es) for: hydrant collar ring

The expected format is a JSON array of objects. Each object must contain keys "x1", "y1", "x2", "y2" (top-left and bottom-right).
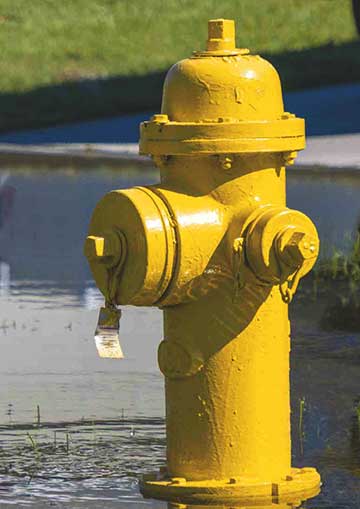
[{"x1": 140, "y1": 117, "x2": 305, "y2": 156}]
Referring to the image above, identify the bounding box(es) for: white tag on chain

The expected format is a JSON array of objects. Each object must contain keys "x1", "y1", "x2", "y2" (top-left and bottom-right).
[{"x1": 94, "y1": 305, "x2": 124, "y2": 359}]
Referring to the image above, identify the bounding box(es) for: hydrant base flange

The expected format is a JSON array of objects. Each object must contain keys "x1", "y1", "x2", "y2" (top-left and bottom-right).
[{"x1": 140, "y1": 466, "x2": 320, "y2": 505}]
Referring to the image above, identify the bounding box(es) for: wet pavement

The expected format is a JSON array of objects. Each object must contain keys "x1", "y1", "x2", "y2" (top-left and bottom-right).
[{"x1": 0, "y1": 166, "x2": 360, "y2": 507}]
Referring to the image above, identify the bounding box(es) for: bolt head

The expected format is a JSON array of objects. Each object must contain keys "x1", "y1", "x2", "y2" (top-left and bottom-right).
[
  {"x1": 84, "y1": 232, "x2": 123, "y2": 266},
  {"x1": 281, "y1": 112, "x2": 295, "y2": 120},
  {"x1": 217, "y1": 117, "x2": 235, "y2": 123},
  {"x1": 84, "y1": 235, "x2": 105, "y2": 260},
  {"x1": 284, "y1": 150, "x2": 298, "y2": 166},
  {"x1": 151, "y1": 114, "x2": 169, "y2": 124},
  {"x1": 282, "y1": 231, "x2": 319, "y2": 267},
  {"x1": 219, "y1": 155, "x2": 233, "y2": 170},
  {"x1": 170, "y1": 477, "x2": 186, "y2": 485}
]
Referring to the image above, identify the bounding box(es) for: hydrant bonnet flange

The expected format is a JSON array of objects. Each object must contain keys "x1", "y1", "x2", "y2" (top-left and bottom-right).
[{"x1": 140, "y1": 117, "x2": 305, "y2": 156}]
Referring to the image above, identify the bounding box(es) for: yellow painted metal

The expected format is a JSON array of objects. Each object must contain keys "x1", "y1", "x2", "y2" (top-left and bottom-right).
[
  {"x1": 84, "y1": 18, "x2": 321, "y2": 505},
  {"x1": 86, "y1": 187, "x2": 176, "y2": 306},
  {"x1": 166, "y1": 501, "x2": 308, "y2": 509},
  {"x1": 84, "y1": 231, "x2": 123, "y2": 268},
  {"x1": 139, "y1": 17, "x2": 304, "y2": 157},
  {"x1": 206, "y1": 18, "x2": 237, "y2": 54},
  {"x1": 140, "y1": 117, "x2": 305, "y2": 156},
  {"x1": 143, "y1": 466, "x2": 320, "y2": 505}
]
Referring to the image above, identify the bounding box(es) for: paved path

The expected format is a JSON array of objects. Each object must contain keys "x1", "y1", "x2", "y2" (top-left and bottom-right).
[
  {"x1": 296, "y1": 133, "x2": 360, "y2": 169},
  {"x1": 285, "y1": 83, "x2": 360, "y2": 136},
  {"x1": 0, "y1": 82, "x2": 359, "y2": 169}
]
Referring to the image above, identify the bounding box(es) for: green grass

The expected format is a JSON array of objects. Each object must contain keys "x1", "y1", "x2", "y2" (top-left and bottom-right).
[{"x1": 0, "y1": 0, "x2": 358, "y2": 130}]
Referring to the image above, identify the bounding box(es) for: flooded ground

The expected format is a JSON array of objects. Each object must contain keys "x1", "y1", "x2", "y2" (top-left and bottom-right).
[{"x1": 0, "y1": 166, "x2": 360, "y2": 508}]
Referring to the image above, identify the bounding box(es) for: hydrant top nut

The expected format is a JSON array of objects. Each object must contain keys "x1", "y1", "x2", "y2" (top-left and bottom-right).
[{"x1": 206, "y1": 19, "x2": 236, "y2": 53}]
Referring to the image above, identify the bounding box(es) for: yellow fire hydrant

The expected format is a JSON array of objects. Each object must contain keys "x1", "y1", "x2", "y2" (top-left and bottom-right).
[{"x1": 84, "y1": 19, "x2": 321, "y2": 505}]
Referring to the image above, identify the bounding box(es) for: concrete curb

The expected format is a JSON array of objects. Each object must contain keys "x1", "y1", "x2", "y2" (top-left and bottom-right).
[
  {"x1": 0, "y1": 136, "x2": 359, "y2": 173},
  {"x1": 0, "y1": 143, "x2": 151, "y2": 168}
]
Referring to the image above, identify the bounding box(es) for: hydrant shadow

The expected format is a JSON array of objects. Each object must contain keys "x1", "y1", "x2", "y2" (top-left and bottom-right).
[
  {"x1": 163, "y1": 238, "x2": 273, "y2": 365},
  {"x1": 158, "y1": 154, "x2": 284, "y2": 199},
  {"x1": 164, "y1": 278, "x2": 272, "y2": 364}
]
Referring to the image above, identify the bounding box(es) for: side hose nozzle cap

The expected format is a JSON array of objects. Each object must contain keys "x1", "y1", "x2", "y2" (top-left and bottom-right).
[{"x1": 245, "y1": 206, "x2": 319, "y2": 285}]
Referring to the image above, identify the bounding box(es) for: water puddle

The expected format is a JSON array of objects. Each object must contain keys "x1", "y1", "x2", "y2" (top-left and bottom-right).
[{"x1": 0, "y1": 166, "x2": 359, "y2": 507}]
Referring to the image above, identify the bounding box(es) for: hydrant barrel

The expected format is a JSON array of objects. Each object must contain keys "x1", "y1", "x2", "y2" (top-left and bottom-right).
[{"x1": 85, "y1": 18, "x2": 320, "y2": 506}]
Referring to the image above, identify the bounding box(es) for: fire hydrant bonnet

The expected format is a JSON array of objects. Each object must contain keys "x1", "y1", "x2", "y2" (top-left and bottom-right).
[{"x1": 140, "y1": 19, "x2": 304, "y2": 156}]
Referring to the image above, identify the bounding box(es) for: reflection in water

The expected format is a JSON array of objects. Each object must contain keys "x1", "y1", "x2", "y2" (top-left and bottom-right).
[
  {"x1": 287, "y1": 173, "x2": 360, "y2": 259},
  {"x1": 0, "y1": 171, "x2": 15, "y2": 229},
  {"x1": 82, "y1": 284, "x2": 103, "y2": 310},
  {"x1": 0, "y1": 167, "x2": 360, "y2": 507},
  {"x1": 0, "y1": 171, "x2": 14, "y2": 299},
  {"x1": 0, "y1": 169, "x2": 159, "y2": 298},
  {"x1": 0, "y1": 260, "x2": 10, "y2": 296},
  {"x1": 0, "y1": 416, "x2": 167, "y2": 508},
  {"x1": 350, "y1": 400, "x2": 360, "y2": 470},
  {"x1": 167, "y1": 504, "x2": 302, "y2": 509}
]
